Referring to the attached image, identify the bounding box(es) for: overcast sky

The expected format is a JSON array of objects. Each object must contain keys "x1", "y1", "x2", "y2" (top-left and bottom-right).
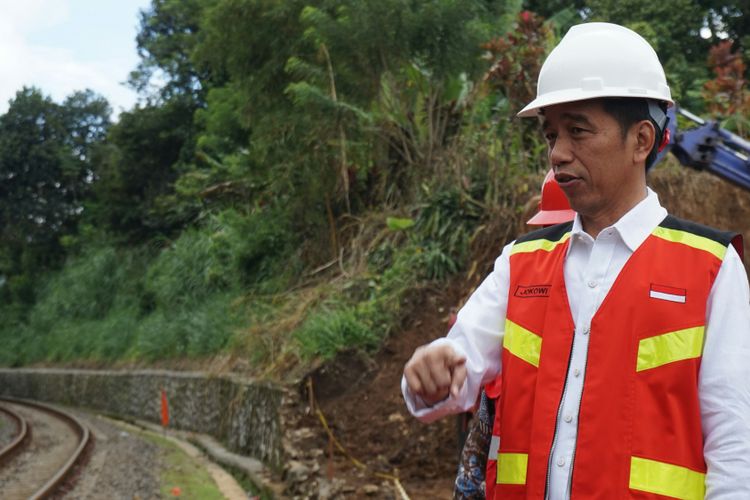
[{"x1": 0, "y1": 0, "x2": 153, "y2": 117}]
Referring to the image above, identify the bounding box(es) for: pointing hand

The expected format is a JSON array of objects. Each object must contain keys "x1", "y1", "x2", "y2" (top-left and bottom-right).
[{"x1": 404, "y1": 343, "x2": 467, "y2": 406}]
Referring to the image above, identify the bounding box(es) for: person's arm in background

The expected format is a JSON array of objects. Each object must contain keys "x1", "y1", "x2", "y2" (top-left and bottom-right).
[
  {"x1": 700, "y1": 245, "x2": 750, "y2": 497},
  {"x1": 401, "y1": 242, "x2": 511, "y2": 422}
]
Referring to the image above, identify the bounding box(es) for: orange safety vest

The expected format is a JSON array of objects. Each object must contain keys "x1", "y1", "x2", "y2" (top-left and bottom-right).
[{"x1": 492, "y1": 215, "x2": 740, "y2": 499}]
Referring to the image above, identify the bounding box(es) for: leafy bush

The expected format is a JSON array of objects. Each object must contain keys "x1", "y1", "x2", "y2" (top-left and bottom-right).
[
  {"x1": 132, "y1": 292, "x2": 239, "y2": 360},
  {"x1": 291, "y1": 237, "x2": 424, "y2": 361},
  {"x1": 144, "y1": 222, "x2": 233, "y2": 309},
  {"x1": 294, "y1": 305, "x2": 379, "y2": 359},
  {"x1": 217, "y1": 207, "x2": 297, "y2": 289},
  {"x1": 32, "y1": 246, "x2": 142, "y2": 322},
  {"x1": 144, "y1": 206, "x2": 296, "y2": 310},
  {"x1": 413, "y1": 186, "x2": 483, "y2": 276}
]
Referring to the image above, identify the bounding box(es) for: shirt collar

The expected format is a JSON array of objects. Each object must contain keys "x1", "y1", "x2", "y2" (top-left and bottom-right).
[{"x1": 568, "y1": 187, "x2": 668, "y2": 253}]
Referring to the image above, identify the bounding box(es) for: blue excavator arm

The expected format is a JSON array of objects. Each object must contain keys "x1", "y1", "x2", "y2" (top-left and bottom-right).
[{"x1": 655, "y1": 106, "x2": 750, "y2": 191}]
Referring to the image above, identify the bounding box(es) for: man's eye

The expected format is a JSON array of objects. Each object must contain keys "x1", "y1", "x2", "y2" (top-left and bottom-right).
[
  {"x1": 571, "y1": 127, "x2": 585, "y2": 134},
  {"x1": 545, "y1": 133, "x2": 556, "y2": 142}
]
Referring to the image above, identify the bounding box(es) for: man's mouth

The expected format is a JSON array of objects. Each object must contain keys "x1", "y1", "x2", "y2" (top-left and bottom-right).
[{"x1": 554, "y1": 172, "x2": 581, "y2": 187}]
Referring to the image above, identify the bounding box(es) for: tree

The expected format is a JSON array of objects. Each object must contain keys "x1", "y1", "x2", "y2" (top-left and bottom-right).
[
  {"x1": 700, "y1": 1, "x2": 747, "y2": 46},
  {"x1": 87, "y1": 98, "x2": 196, "y2": 242},
  {"x1": 703, "y1": 40, "x2": 750, "y2": 133},
  {"x1": 185, "y1": 0, "x2": 512, "y2": 263},
  {"x1": 0, "y1": 88, "x2": 110, "y2": 246},
  {"x1": 0, "y1": 87, "x2": 111, "y2": 304},
  {"x1": 584, "y1": 0, "x2": 707, "y2": 62},
  {"x1": 62, "y1": 90, "x2": 111, "y2": 164},
  {"x1": 129, "y1": 0, "x2": 218, "y2": 104}
]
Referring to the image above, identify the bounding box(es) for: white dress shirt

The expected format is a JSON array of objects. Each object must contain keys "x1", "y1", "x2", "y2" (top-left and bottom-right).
[{"x1": 402, "y1": 188, "x2": 750, "y2": 498}]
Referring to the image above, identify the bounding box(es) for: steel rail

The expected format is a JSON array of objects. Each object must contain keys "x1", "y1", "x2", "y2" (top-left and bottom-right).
[
  {"x1": 0, "y1": 404, "x2": 28, "y2": 463},
  {"x1": 0, "y1": 397, "x2": 90, "y2": 499}
]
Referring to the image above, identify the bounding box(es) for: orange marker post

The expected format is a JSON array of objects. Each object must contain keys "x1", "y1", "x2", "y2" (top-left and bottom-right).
[{"x1": 161, "y1": 388, "x2": 170, "y2": 428}]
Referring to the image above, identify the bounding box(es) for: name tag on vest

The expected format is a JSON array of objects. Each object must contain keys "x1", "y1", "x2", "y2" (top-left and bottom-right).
[
  {"x1": 514, "y1": 285, "x2": 550, "y2": 298},
  {"x1": 649, "y1": 284, "x2": 686, "y2": 303}
]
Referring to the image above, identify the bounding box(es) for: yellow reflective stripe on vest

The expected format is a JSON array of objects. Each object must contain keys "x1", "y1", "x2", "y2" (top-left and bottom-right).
[
  {"x1": 510, "y1": 232, "x2": 570, "y2": 256},
  {"x1": 629, "y1": 456, "x2": 705, "y2": 499},
  {"x1": 496, "y1": 452, "x2": 528, "y2": 485},
  {"x1": 652, "y1": 226, "x2": 726, "y2": 261},
  {"x1": 503, "y1": 320, "x2": 542, "y2": 367},
  {"x1": 636, "y1": 326, "x2": 705, "y2": 372}
]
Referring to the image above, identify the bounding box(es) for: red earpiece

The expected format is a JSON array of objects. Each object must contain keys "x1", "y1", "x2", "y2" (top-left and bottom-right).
[{"x1": 658, "y1": 127, "x2": 671, "y2": 153}]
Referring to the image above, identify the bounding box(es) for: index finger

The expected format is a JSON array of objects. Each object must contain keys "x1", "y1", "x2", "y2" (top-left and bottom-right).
[{"x1": 450, "y1": 358, "x2": 467, "y2": 398}]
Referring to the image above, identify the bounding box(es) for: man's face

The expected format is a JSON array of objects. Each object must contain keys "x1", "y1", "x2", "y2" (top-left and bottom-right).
[{"x1": 541, "y1": 99, "x2": 645, "y2": 229}]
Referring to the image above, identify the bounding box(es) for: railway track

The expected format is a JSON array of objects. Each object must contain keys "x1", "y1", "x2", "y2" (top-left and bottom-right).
[
  {"x1": 0, "y1": 403, "x2": 28, "y2": 463},
  {"x1": 0, "y1": 397, "x2": 90, "y2": 499}
]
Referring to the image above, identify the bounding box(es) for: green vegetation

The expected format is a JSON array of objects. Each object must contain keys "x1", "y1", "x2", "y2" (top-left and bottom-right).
[
  {"x1": 0, "y1": 1, "x2": 747, "y2": 376},
  {"x1": 138, "y1": 432, "x2": 227, "y2": 499}
]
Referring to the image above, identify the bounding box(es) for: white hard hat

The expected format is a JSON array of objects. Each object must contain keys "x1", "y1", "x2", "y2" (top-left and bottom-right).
[{"x1": 518, "y1": 22, "x2": 673, "y2": 118}]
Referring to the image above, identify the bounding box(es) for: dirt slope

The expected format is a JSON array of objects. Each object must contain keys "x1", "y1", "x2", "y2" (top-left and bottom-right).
[{"x1": 284, "y1": 283, "x2": 464, "y2": 498}]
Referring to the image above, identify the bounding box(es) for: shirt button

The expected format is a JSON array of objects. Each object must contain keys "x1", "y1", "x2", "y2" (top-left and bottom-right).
[
  {"x1": 583, "y1": 327, "x2": 590, "y2": 336},
  {"x1": 557, "y1": 457, "x2": 566, "y2": 467},
  {"x1": 564, "y1": 414, "x2": 573, "y2": 423},
  {"x1": 574, "y1": 368, "x2": 581, "y2": 377},
  {"x1": 587, "y1": 281, "x2": 597, "y2": 288}
]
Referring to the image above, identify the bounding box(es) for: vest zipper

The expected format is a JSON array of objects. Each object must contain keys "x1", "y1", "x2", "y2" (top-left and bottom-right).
[
  {"x1": 544, "y1": 327, "x2": 577, "y2": 499},
  {"x1": 566, "y1": 326, "x2": 591, "y2": 498}
]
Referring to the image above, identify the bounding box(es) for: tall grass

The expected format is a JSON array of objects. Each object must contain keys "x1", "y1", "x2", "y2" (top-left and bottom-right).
[
  {"x1": 0, "y1": 204, "x2": 296, "y2": 366},
  {"x1": 132, "y1": 292, "x2": 240, "y2": 359},
  {"x1": 0, "y1": 246, "x2": 145, "y2": 364}
]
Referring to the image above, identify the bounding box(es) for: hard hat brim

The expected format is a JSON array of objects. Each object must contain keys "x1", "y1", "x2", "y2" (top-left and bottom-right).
[
  {"x1": 527, "y1": 208, "x2": 576, "y2": 226},
  {"x1": 518, "y1": 88, "x2": 674, "y2": 118}
]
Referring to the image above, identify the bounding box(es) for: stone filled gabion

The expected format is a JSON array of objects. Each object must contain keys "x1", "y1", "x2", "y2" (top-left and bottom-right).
[{"x1": 0, "y1": 368, "x2": 283, "y2": 471}]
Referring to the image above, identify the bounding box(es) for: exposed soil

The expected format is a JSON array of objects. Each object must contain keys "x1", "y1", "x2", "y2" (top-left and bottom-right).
[{"x1": 282, "y1": 283, "x2": 466, "y2": 499}]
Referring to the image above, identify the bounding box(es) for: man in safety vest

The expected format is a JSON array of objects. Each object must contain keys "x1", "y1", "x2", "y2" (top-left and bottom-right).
[{"x1": 403, "y1": 22, "x2": 750, "y2": 498}]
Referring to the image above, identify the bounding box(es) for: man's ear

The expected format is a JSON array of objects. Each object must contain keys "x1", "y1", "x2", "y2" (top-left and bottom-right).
[{"x1": 633, "y1": 120, "x2": 656, "y2": 164}]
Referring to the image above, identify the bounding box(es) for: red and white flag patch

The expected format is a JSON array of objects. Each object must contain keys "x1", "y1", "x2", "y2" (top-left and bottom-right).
[{"x1": 649, "y1": 284, "x2": 687, "y2": 303}]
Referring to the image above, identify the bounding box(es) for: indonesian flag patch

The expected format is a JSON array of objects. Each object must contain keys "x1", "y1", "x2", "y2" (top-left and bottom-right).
[{"x1": 649, "y1": 284, "x2": 687, "y2": 303}]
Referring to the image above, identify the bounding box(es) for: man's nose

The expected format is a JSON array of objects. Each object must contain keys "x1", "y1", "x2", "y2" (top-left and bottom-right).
[{"x1": 548, "y1": 136, "x2": 573, "y2": 166}]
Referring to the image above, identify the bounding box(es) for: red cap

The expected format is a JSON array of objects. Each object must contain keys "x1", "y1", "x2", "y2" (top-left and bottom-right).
[{"x1": 526, "y1": 169, "x2": 576, "y2": 226}]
